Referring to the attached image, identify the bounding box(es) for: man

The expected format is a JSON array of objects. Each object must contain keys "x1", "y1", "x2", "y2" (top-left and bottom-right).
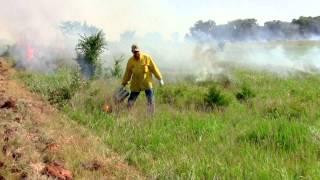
[{"x1": 121, "y1": 44, "x2": 164, "y2": 114}]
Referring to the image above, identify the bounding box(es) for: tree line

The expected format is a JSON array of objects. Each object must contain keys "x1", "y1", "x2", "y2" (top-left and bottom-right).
[{"x1": 187, "y1": 16, "x2": 320, "y2": 42}]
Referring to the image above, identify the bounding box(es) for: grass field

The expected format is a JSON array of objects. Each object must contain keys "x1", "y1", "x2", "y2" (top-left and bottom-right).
[{"x1": 16, "y1": 42, "x2": 320, "y2": 179}]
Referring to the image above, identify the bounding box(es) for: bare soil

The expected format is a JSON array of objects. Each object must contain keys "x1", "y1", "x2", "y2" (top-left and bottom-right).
[{"x1": 0, "y1": 58, "x2": 143, "y2": 179}]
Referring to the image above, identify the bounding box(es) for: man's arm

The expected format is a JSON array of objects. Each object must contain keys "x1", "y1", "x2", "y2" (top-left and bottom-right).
[
  {"x1": 149, "y1": 56, "x2": 163, "y2": 80},
  {"x1": 122, "y1": 60, "x2": 132, "y2": 86}
]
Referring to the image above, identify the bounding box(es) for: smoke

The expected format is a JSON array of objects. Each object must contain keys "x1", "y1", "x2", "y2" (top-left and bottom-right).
[
  {"x1": 0, "y1": 0, "x2": 319, "y2": 79},
  {"x1": 104, "y1": 33, "x2": 320, "y2": 81},
  {"x1": 0, "y1": 0, "x2": 77, "y2": 72},
  {"x1": 103, "y1": 32, "x2": 198, "y2": 76},
  {"x1": 186, "y1": 41, "x2": 320, "y2": 80},
  {"x1": 243, "y1": 46, "x2": 320, "y2": 74}
]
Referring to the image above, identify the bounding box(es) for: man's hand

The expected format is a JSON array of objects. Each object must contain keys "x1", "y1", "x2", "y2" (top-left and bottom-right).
[{"x1": 159, "y1": 80, "x2": 164, "y2": 87}]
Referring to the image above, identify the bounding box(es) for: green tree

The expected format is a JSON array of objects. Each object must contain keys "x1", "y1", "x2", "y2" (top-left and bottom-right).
[
  {"x1": 228, "y1": 19, "x2": 259, "y2": 40},
  {"x1": 292, "y1": 16, "x2": 320, "y2": 37},
  {"x1": 187, "y1": 20, "x2": 216, "y2": 41},
  {"x1": 76, "y1": 31, "x2": 106, "y2": 78},
  {"x1": 60, "y1": 21, "x2": 99, "y2": 36}
]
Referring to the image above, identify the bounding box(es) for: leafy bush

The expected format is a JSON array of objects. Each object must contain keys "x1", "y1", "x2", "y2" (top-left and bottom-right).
[
  {"x1": 236, "y1": 85, "x2": 256, "y2": 102},
  {"x1": 76, "y1": 31, "x2": 106, "y2": 78},
  {"x1": 48, "y1": 87, "x2": 73, "y2": 106},
  {"x1": 47, "y1": 70, "x2": 82, "y2": 108},
  {"x1": 157, "y1": 85, "x2": 185, "y2": 104},
  {"x1": 19, "y1": 67, "x2": 82, "y2": 108},
  {"x1": 156, "y1": 84, "x2": 205, "y2": 109},
  {"x1": 111, "y1": 55, "x2": 124, "y2": 78},
  {"x1": 204, "y1": 86, "x2": 230, "y2": 108}
]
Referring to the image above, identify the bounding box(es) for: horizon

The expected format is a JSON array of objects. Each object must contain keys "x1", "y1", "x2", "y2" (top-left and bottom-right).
[{"x1": 0, "y1": 0, "x2": 319, "y2": 41}]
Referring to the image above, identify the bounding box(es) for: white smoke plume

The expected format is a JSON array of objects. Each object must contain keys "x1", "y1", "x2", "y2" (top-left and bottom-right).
[{"x1": 0, "y1": 0, "x2": 319, "y2": 78}]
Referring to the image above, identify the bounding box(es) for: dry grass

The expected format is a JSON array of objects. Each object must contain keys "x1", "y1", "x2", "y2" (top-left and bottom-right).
[{"x1": 0, "y1": 58, "x2": 143, "y2": 179}]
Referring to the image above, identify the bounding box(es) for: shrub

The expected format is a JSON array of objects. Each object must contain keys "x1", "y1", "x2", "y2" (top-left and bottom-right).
[
  {"x1": 19, "y1": 67, "x2": 83, "y2": 109},
  {"x1": 157, "y1": 86, "x2": 184, "y2": 104},
  {"x1": 204, "y1": 86, "x2": 230, "y2": 108},
  {"x1": 76, "y1": 31, "x2": 106, "y2": 79},
  {"x1": 111, "y1": 55, "x2": 124, "y2": 78},
  {"x1": 48, "y1": 69, "x2": 82, "y2": 108},
  {"x1": 236, "y1": 85, "x2": 256, "y2": 102},
  {"x1": 48, "y1": 87, "x2": 72, "y2": 106}
]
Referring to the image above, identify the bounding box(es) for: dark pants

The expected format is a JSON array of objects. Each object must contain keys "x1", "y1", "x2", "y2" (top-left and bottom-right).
[{"x1": 128, "y1": 89, "x2": 154, "y2": 105}]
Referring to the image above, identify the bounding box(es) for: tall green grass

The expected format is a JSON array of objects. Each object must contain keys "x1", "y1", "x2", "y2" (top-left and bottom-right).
[{"x1": 18, "y1": 67, "x2": 320, "y2": 179}]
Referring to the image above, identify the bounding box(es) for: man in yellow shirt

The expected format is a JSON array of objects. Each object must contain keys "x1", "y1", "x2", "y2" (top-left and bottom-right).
[{"x1": 122, "y1": 44, "x2": 164, "y2": 113}]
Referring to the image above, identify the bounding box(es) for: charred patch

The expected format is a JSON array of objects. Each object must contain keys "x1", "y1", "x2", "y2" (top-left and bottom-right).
[
  {"x1": 0, "y1": 97, "x2": 17, "y2": 109},
  {"x1": 12, "y1": 151, "x2": 22, "y2": 161},
  {"x1": 20, "y1": 172, "x2": 28, "y2": 180},
  {"x1": 10, "y1": 166, "x2": 21, "y2": 173},
  {"x1": 82, "y1": 160, "x2": 103, "y2": 171},
  {"x1": 0, "y1": 175, "x2": 5, "y2": 180},
  {"x1": 2, "y1": 144, "x2": 9, "y2": 155},
  {"x1": 0, "y1": 161, "x2": 4, "y2": 168}
]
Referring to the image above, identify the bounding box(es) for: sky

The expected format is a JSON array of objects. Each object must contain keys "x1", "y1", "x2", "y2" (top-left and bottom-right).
[{"x1": 0, "y1": 0, "x2": 319, "y2": 41}]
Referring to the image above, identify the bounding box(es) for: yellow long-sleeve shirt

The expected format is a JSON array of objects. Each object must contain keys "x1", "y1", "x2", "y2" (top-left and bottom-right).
[{"x1": 122, "y1": 53, "x2": 162, "y2": 92}]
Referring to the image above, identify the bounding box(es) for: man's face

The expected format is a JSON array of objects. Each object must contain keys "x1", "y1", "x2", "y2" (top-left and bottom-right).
[{"x1": 133, "y1": 50, "x2": 140, "y2": 59}]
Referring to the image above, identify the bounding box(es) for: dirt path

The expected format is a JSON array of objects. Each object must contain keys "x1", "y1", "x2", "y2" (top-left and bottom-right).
[{"x1": 0, "y1": 58, "x2": 143, "y2": 179}]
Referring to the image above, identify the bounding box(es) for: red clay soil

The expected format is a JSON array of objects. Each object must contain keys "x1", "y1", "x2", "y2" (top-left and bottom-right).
[
  {"x1": 42, "y1": 162, "x2": 73, "y2": 180},
  {"x1": 0, "y1": 58, "x2": 144, "y2": 179}
]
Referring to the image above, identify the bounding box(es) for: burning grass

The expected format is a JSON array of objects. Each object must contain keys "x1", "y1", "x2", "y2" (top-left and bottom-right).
[{"x1": 16, "y1": 62, "x2": 320, "y2": 179}]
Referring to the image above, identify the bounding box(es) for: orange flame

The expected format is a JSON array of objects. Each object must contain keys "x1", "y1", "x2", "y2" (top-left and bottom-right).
[
  {"x1": 103, "y1": 103, "x2": 112, "y2": 113},
  {"x1": 26, "y1": 44, "x2": 34, "y2": 62}
]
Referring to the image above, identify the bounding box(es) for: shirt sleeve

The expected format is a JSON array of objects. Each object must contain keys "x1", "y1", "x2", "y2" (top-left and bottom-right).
[
  {"x1": 149, "y1": 56, "x2": 163, "y2": 80},
  {"x1": 122, "y1": 60, "x2": 132, "y2": 86}
]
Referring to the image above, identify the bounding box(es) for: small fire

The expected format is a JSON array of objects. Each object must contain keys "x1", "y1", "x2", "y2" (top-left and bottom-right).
[
  {"x1": 26, "y1": 44, "x2": 35, "y2": 62},
  {"x1": 103, "y1": 103, "x2": 112, "y2": 113}
]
